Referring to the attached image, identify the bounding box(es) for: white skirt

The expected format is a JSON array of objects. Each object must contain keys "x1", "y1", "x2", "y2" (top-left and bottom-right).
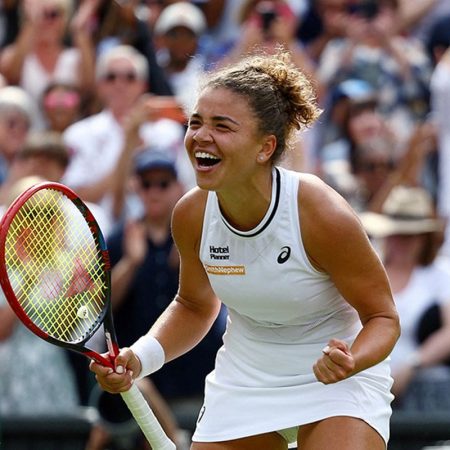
[{"x1": 192, "y1": 353, "x2": 393, "y2": 446}]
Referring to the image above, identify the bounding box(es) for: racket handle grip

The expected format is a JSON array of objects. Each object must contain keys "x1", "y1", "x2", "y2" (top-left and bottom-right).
[{"x1": 120, "y1": 383, "x2": 177, "y2": 450}]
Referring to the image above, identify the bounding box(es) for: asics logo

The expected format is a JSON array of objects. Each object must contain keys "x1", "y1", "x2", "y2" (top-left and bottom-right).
[{"x1": 277, "y1": 246, "x2": 291, "y2": 264}]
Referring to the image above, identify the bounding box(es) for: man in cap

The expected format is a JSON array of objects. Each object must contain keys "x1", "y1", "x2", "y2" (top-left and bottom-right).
[{"x1": 154, "y1": 2, "x2": 208, "y2": 112}]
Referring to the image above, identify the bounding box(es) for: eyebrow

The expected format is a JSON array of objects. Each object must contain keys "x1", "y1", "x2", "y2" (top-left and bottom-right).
[{"x1": 190, "y1": 113, "x2": 240, "y2": 126}]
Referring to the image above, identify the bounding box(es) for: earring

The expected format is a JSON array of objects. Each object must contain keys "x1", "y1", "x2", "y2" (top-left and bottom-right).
[{"x1": 258, "y1": 155, "x2": 264, "y2": 162}]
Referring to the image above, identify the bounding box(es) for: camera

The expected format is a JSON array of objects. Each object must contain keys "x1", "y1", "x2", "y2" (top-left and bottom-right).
[
  {"x1": 348, "y1": 1, "x2": 379, "y2": 20},
  {"x1": 256, "y1": 1, "x2": 278, "y2": 32}
]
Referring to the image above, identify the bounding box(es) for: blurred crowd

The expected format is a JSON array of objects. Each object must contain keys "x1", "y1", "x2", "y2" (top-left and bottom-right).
[{"x1": 1, "y1": 0, "x2": 450, "y2": 448}]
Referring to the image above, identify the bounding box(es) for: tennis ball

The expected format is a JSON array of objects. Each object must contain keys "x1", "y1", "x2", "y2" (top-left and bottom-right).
[{"x1": 77, "y1": 305, "x2": 89, "y2": 319}]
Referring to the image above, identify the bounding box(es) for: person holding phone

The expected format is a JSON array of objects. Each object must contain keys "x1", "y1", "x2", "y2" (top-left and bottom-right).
[{"x1": 218, "y1": 0, "x2": 319, "y2": 93}]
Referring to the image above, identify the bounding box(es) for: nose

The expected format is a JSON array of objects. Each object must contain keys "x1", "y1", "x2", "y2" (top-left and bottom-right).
[{"x1": 192, "y1": 126, "x2": 213, "y2": 144}]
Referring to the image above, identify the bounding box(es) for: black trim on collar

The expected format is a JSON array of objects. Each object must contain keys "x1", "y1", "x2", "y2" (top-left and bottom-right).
[{"x1": 220, "y1": 168, "x2": 281, "y2": 237}]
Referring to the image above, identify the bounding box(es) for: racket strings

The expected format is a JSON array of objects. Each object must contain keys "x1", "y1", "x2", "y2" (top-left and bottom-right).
[{"x1": 4, "y1": 189, "x2": 107, "y2": 343}]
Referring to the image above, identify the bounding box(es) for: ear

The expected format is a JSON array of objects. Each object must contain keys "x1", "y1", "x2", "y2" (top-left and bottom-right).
[{"x1": 257, "y1": 135, "x2": 277, "y2": 164}]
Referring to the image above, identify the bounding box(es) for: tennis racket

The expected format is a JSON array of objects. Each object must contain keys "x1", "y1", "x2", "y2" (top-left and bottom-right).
[{"x1": 0, "y1": 181, "x2": 176, "y2": 450}]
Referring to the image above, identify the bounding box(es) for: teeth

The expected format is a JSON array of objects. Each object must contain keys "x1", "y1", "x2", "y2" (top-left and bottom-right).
[{"x1": 195, "y1": 152, "x2": 220, "y2": 160}]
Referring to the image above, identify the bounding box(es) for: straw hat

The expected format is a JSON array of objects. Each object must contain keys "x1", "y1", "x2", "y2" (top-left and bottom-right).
[{"x1": 359, "y1": 185, "x2": 444, "y2": 238}]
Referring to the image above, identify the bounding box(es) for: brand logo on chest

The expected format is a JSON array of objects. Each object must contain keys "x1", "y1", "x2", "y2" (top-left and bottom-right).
[
  {"x1": 206, "y1": 244, "x2": 245, "y2": 275},
  {"x1": 209, "y1": 245, "x2": 230, "y2": 260},
  {"x1": 277, "y1": 246, "x2": 291, "y2": 264}
]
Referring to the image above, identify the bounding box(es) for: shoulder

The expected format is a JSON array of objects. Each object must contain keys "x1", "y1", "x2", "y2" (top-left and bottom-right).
[
  {"x1": 172, "y1": 187, "x2": 209, "y2": 253},
  {"x1": 297, "y1": 173, "x2": 369, "y2": 271},
  {"x1": 298, "y1": 172, "x2": 357, "y2": 223}
]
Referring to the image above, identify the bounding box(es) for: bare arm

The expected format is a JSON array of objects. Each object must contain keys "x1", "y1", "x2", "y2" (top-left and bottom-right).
[
  {"x1": 299, "y1": 174, "x2": 400, "y2": 383},
  {"x1": 397, "y1": 0, "x2": 437, "y2": 35},
  {"x1": 367, "y1": 121, "x2": 437, "y2": 213},
  {"x1": 90, "y1": 189, "x2": 221, "y2": 389},
  {"x1": 0, "y1": 25, "x2": 34, "y2": 84},
  {"x1": 70, "y1": 1, "x2": 96, "y2": 94},
  {"x1": 148, "y1": 189, "x2": 222, "y2": 362}
]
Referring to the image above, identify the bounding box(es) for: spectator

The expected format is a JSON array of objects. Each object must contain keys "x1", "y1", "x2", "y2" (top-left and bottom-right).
[
  {"x1": 0, "y1": 131, "x2": 112, "y2": 406},
  {"x1": 362, "y1": 119, "x2": 438, "y2": 214},
  {"x1": 397, "y1": 0, "x2": 450, "y2": 44},
  {"x1": 153, "y1": 1, "x2": 208, "y2": 113},
  {"x1": 0, "y1": 86, "x2": 36, "y2": 187},
  {"x1": 193, "y1": 0, "x2": 245, "y2": 66},
  {"x1": 297, "y1": 0, "x2": 351, "y2": 64},
  {"x1": 76, "y1": 0, "x2": 174, "y2": 96},
  {"x1": 430, "y1": 43, "x2": 450, "y2": 261},
  {"x1": 0, "y1": 0, "x2": 96, "y2": 123},
  {"x1": 220, "y1": 0, "x2": 318, "y2": 90},
  {"x1": 316, "y1": 78, "x2": 378, "y2": 156},
  {"x1": 317, "y1": 0, "x2": 433, "y2": 144},
  {"x1": 319, "y1": 83, "x2": 399, "y2": 206},
  {"x1": 425, "y1": 14, "x2": 450, "y2": 69},
  {"x1": 41, "y1": 82, "x2": 85, "y2": 133},
  {"x1": 0, "y1": 129, "x2": 112, "y2": 246},
  {"x1": 360, "y1": 185, "x2": 450, "y2": 411},
  {"x1": 0, "y1": 175, "x2": 80, "y2": 415},
  {"x1": 61, "y1": 45, "x2": 186, "y2": 222}
]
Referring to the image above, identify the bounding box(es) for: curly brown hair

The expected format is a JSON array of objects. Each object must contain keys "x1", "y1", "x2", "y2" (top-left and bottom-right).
[{"x1": 201, "y1": 48, "x2": 322, "y2": 162}]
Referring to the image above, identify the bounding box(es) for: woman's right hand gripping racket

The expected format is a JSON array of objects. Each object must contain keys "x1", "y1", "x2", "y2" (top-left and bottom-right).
[{"x1": 0, "y1": 181, "x2": 176, "y2": 450}]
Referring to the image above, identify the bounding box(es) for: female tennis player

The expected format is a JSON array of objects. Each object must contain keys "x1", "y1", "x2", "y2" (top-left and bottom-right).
[{"x1": 90, "y1": 49, "x2": 400, "y2": 449}]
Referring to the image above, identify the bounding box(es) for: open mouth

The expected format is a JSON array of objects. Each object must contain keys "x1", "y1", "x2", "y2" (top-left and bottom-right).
[{"x1": 195, "y1": 151, "x2": 221, "y2": 168}]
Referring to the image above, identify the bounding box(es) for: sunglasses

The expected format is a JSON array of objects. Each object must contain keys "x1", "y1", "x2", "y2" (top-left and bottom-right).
[
  {"x1": 43, "y1": 8, "x2": 63, "y2": 20},
  {"x1": 103, "y1": 71, "x2": 138, "y2": 83},
  {"x1": 140, "y1": 179, "x2": 173, "y2": 191},
  {"x1": 44, "y1": 91, "x2": 80, "y2": 109},
  {"x1": 2, "y1": 116, "x2": 30, "y2": 132}
]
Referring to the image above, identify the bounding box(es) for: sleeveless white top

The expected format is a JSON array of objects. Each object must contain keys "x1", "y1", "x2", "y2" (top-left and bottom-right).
[{"x1": 193, "y1": 167, "x2": 393, "y2": 445}]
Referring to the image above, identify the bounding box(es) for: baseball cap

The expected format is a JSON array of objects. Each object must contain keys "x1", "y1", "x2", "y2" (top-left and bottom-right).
[
  {"x1": 154, "y1": 2, "x2": 207, "y2": 36},
  {"x1": 134, "y1": 149, "x2": 177, "y2": 177}
]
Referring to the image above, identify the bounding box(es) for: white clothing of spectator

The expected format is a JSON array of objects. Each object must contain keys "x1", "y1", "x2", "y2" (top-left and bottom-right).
[{"x1": 430, "y1": 47, "x2": 450, "y2": 257}]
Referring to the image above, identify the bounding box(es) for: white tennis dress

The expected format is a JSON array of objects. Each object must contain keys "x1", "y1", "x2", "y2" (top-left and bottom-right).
[{"x1": 193, "y1": 167, "x2": 393, "y2": 446}]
